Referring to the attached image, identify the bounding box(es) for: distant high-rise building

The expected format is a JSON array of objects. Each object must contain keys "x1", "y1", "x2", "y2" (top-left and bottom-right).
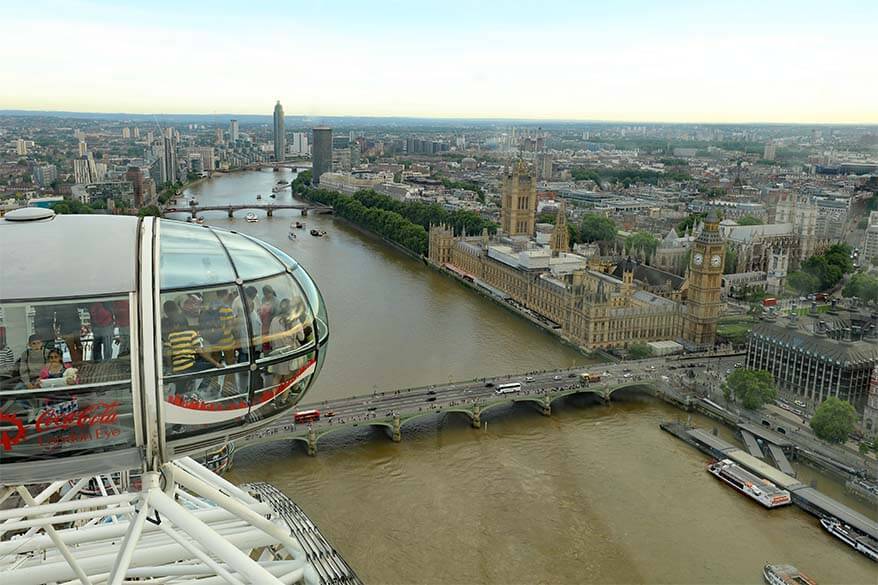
[
  {"x1": 161, "y1": 136, "x2": 177, "y2": 185},
  {"x1": 33, "y1": 164, "x2": 58, "y2": 188},
  {"x1": 164, "y1": 127, "x2": 173, "y2": 139},
  {"x1": 78, "y1": 141, "x2": 88, "y2": 157},
  {"x1": 550, "y1": 200, "x2": 570, "y2": 254},
  {"x1": 15, "y1": 139, "x2": 27, "y2": 156},
  {"x1": 133, "y1": 127, "x2": 140, "y2": 138},
  {"x1": 146, "y1": 131, "x2": 154, "y2": 144},
  {"x1": 273, "y1": 101, "x2": 286, "y2": 161},
  {"x1": 290, "y1": 132, "x2": 309, "y2": 155},
  {"x1": 312, "y1": 127, "x2": 332, "y2": 184},
  {"x1": 215, "y1": 128, "x2": 224, "y2": 145},
  {"x1": 125, "y1": 166, "x2": 146, "y2": 206},
  {"x1": 763, "y1": 142, "x2": 777, "y2": 161},
  {"x1": 500, "y1": 160, "x2": 536, "y2": 237},
  {"x1": 73, "y1": 157, "x2": 92, "y2": 185},
  {"x1": 229, "y1": 119, "x2": 239, "y2": 142},
  {"x1": 122, "y1": 127, "x2": 131, "y2": 139}
]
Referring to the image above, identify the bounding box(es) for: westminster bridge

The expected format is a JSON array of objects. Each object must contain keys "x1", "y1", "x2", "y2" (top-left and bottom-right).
[{"x1": 233, "y1": 352, "x2": 744, "y2": 457}]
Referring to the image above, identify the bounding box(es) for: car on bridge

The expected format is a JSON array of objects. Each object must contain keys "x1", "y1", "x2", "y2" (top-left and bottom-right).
[
  {"x1": 426, "y1": 397, "x2": 437, "y2": 402},
  {"x1": 525, "y1": 376, "x2": 535, "y2": 382},
  {"x1": 427, "y1": 390, "x2": 437, "y2": 395},
  {"x1": 485, "y1": 382, "x2": 495, "y2": 388},
  {"x1": 553, "y1": 375, "x2": 562, "y2": 380}
]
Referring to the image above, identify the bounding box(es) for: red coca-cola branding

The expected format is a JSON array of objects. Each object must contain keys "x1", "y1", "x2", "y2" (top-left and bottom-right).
[{"x1": 35, "y1": 401, "x2": 120, "y2": 433}]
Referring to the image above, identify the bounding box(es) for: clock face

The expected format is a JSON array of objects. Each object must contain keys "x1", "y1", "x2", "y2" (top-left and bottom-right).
[
  {"x1": 711, "y1": 254, "x2": 722, "y2": 267},
  {"x1": 693, "y1": 253, "x2": 704, "y2": 266}
]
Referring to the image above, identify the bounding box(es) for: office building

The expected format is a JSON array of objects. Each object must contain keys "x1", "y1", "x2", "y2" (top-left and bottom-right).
[
  {"x1": 229, "y1": 119, "x2": 239, "y2": 142},
  {"x1": 273, "y1": 101, "x2": 285, "y2": 161},
  {"x1": 215, "y1": 128, "x2": 224, "y2": 144},
  {"x1": 863, "y1": 212, "x2": 878, "y2": 266},
  {"x1": 125, "y1": 166, "x2": 146, "y2": 206},
  {"x1": 16, "y1": 139, "x2": 27, "y2": 156},
  {"x1": 747, "y1": 311, "x2": 878, "y2": 412},
  {"x1": 78, "y1": 141, "x2": 88, "y2": 156},
  {"x1": 763, "y1": 142, "x2": 777, "y2": 161},
  {"x1": 161, "y1": 136, "x2": 177, "y2": 185},
  {"x1": 312, "y1": 127, "x2": 332, "y2": 184},
  {"x1": 291, "y1": 132, "x2": 309, "y2": 155},
  {"x1": 133, "y1": 127, "x2": 140, "y2": 138}
]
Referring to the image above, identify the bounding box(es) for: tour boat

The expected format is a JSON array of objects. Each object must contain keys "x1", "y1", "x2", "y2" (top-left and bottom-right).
[
  {"x1": 271, "y1": 186, "x2": 281, "y2": 193},
  {"x1": 707, "y1": 459, "x2": 791, "y2": 508},
  {"x1": 270, "y1": 193, "x2": 277, "y2": 198},
  {"x1": 762, "y1": 564, "x2": 817, "y2": 585},
  {"x1": 245, "y1": 212, "x2": 259, "y2": 223},
  {"x1": 195, "y1": 216, "x2": 205, "y2": 225},
  {"x1": 820, "y1": 517, "x2": 878, "y2": 561},
  {"x1": 310, "y1": 229, "x2": 327, "y2": 237},
  {"x1": 256, "y1": 194, "x2": 262, "y2": 200},
  {"x1": 288, "y1": 232, "x2": 297, "y2": 240},
  {"x1": 295, "y1": 221, "x2": 305, "y2": 229}
]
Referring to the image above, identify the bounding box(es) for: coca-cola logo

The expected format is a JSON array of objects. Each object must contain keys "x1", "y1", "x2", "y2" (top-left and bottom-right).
[
  {"x1": 35, "y1": 401, "x2": 120, "y2": 433},
  {"x1": 0, "y1": 412, "x2": 26, "y2": 451}
]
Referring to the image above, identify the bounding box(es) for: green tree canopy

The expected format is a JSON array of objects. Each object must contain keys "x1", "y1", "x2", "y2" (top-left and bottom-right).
[
  {"x1": 810, "y1": 397, "x2": 857, "y2": 444},
  {"x1": 721, "y1": 369, "x2": 778, "y2": 410},
  {"x1": 676, "y1": 213, "x2": 706, "y2": 236},
  {"x1": 625, "y1": 231, "x2": 659, "y2": 261},
  {"x1": 138, "y1": 205, "x2": 162, "y2": 217},
  {"x1": 787, "y1": 271, "x2": 821, "y2": 295},
  {"x1": 843, "y1": 273, "x2": 878, "y2": 303},
  {"x1": 627, "y1": 343, "x2": 654, "y2": 360},
  {"x1": 737, "y1": 215, "x2": 763, "y2": 225},
  {"x1": 579, "y1": 213, "x2": 616, "y2": 243}
]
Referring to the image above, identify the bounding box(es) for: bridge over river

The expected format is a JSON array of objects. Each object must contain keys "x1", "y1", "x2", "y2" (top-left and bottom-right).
[
  {"x1": 163, "y1": 203, "x2": 333, "y2": 218},
  {"x1": 235, "y1": 352, "x2": 744, "y2": 456}
]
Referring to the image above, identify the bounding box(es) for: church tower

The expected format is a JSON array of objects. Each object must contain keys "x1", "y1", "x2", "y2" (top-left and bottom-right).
[
  {"x1": 550, "y1": 200, "x2": 570, "y2": 255},
  {"x1": 500, "y1": 160, "x2": 537, "y2": 237},
  {"x1": 683, "y1": 210, "x2": 724, "y2": 347}
]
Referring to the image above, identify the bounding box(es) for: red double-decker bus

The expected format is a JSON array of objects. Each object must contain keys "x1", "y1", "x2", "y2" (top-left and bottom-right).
[{"x1": 293, "y1": 409, "x2": 320, "y2": 423}]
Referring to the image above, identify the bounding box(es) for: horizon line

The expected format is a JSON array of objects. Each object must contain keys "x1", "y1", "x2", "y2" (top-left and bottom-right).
[{"x1": 2, "y1": 108, "x2": 877, "y2": 127}]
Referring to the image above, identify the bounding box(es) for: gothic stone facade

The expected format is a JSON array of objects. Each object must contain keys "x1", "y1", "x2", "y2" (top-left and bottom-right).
[{"x1": 429, "y1": 226, "x2": 682, "y2": 350}]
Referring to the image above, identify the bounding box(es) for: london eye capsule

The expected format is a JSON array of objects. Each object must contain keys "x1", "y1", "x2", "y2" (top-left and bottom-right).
[{"x1": 0, "y1": 209, "x2": 328, "y2": 484}]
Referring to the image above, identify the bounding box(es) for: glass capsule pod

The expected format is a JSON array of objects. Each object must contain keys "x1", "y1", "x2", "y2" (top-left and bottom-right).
[{"x1": 0, "y1": 209, "x2": 328, "y2": 483}]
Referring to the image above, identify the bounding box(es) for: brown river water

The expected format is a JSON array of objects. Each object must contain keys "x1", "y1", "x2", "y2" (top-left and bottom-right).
[{"x1": 180, "y1": 170, "x2": 875, "y2": 584}]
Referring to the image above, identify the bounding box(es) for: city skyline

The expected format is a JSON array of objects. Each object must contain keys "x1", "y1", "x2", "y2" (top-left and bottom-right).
[{"x1": 3, "y1": 0, "x2": 877, "y2": 124}]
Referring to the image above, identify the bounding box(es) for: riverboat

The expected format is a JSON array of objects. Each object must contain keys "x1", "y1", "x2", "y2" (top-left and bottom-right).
[
  {"x1": 819, "y1": 517, "x2": 878, "y2": 561},
  {"x1": 270, "y1": 193, "x2": 277, "y2": 198},
  {"x1": 288, "y1": 231, "x2": 297, "y2": 240},
  {"x1": 195, "y1": 216, "x2": 205, "y2": 225},
  {"x1": 310, "y1": 229, "x2": 327, "y2": 237},
  {"x1": 245, "y1": 212, "x2": 259, "y2": 223},
  {"x1": 295, "y1": 221, "x2": 305, "y2": 229},
  {"x1": 762, "y1": 564, "x2": 816, "y2": 585},
  {"x1": 707, "y1": 459, "x2": 792, "y2": 508},
  {"x1": 256, "y1": 194, "x2": 262, "y2": 200}
]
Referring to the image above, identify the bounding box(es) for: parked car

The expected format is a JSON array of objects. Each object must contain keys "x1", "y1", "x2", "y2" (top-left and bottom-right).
[
  {"x1": 485, "y1": 382, "x2": 495, "y2": 388},
  {"x1": 426, "y1": 396, "x2": 437, "y2": 402}
]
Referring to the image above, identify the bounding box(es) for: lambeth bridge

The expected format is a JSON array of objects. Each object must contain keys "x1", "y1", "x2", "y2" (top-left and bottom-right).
[
  {"x1": 163, "y1": 203, "x2": 333, "y2": 218},
  {"x1": 234, "y1": 352, "x2": 744, "y2": 457}
]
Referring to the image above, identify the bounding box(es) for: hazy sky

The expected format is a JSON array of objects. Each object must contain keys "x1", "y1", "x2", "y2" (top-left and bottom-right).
[{"x1": 4, "y1": 0, "x2": 876, "y2": 123}]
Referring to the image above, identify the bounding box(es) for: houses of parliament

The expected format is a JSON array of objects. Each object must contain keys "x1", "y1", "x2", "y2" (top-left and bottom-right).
[{"x1": 428, "y1": 160, "x2": 724, "y2": 351}]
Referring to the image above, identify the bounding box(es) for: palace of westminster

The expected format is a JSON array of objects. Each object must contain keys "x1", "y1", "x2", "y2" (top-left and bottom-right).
[{"x1": 428, "y1": 160, "x2": 725, "y2": 351}]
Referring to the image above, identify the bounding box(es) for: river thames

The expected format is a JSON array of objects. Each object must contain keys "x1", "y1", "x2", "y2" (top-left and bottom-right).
[{"x1": 179, "y1": 170, "x2": 876, "y2": 584}]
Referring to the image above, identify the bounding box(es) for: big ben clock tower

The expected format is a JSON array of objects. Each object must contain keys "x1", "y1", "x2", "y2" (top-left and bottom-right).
[{"x1": 683, "y1": 210, "x2": 724, "y2": 347}]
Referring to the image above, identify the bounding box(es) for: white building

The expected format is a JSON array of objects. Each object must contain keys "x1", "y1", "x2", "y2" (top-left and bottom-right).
[
  {"x1": 862, "y1": 212, "x2": 878, "y2": 266},
  {"x1": 78, "y1": 141, "x2": 88, "y2": 156},
  {"x1": 73, "y1": 157, "x2": 92, "y2": 184},
  {"x1": 318, "y1": 171, "x2": 393, "y2": 195},
  {"x1": 122, "y1": 127, "x2": 131, "y2": 138},
  {"x1": 290, "y1": 132, "x2": 310, "y2": 155},
  {"x1": 15, "y1": 138, "x2": 27, "y2": 156}
]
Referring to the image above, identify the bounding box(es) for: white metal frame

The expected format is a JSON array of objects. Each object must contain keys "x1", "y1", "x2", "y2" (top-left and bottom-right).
[{"x1": 0, "y1": 457, "x2": 319, "y2": 585}]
